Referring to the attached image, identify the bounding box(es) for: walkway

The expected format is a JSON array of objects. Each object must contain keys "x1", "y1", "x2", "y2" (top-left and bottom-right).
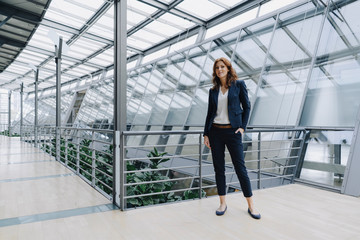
[{"x1": 0, "y1": 136, "x2": 359, "y2": 239}]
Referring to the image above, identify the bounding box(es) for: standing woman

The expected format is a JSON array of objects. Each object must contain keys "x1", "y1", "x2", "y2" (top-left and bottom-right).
[{"x1": 203, "y1": 57, "x2": 261, "y2": 219}]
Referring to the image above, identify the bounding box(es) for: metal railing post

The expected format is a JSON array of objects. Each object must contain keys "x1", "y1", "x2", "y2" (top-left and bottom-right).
[
  {"x1": 122, "y1": 132, "x2": 126, "y2": 209},
  {"x1": 199, "y1": 134, "x2": 203, "y2": 199},
  {"x1": 114, "y1": 130, "x2": 122, "y2": 209},
  {"x1": 34, "y1": 68, "x2": 39, "y2": 147},
  {"x1": 292, "y1": 130, "x2": 307, "y2": 183},
  {"x1": 8, "y1": 91, "x2": 11, "y2": 137},
  {"x1": 76, "y1": 130, "x2": 80, "y2": 175},
  {"x1": 56, "y1": 127, "x2": 61, "y2": 162},
  {"x1": 257, "y1": 132, "x2": 261, "y2": 190},
  {"x1": 20, "y1": 83, "x2": 23, "y2": 141},
  {"x1": 65, "y1": 133, "x2": 68, "y2": 167},
  {"x1": 91, "y1": 131, "x2": 96, "y2": 187},
  {"x1": 55, "y1": 37, "x2": 62, "y2": 162},
  {"x1": 38, "y1": 126, "x2": 41, "y2": 149},
  {"x1": 114, "y1": 0, "x2": 127, "y2": 209}
]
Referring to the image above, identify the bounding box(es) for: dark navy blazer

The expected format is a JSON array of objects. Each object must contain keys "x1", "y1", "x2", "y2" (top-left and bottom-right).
[{"x1": 203, "y1": 80, "x2": 251, "y2": 137}]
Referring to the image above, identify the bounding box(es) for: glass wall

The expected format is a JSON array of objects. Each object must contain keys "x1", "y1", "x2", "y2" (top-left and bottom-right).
[
  {"x1": 251, "y1": 2, "x2": 324, "y2": 126},
  {"x1": 300, "y1": 0, "x2": 360, "y2": 127},
  {"x1": 16, "y1": 0, "x2": 360, "y2": 190},
  {"x1": 74, "y1": 77, "x2": 113, "y2": 129},
  {"x1": 14, "y1": 89, "x2": 75, "y2": 130},
  {"x1": 0, "y1": 91, "x2": 9, "y2": 129},
  {"x1": 22, "y1": 0, "x2": 360, "y2": 131}
]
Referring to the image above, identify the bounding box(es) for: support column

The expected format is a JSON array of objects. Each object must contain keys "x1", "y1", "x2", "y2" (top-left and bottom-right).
[
  {"x1": 114, "y1": 0, "x2": 127, "y2": 209},
  {"x1": 196, "y1": 26, "x2": 206, "y2": 43},
  {"x1": 20, "y1": 83, "x2": 23, "y2": 141},
  {"x1": 135, "y1": 54, "x2": 144, "y2": 67},
  {"x1": 341, "y1": 106, "x2": 360, "y2": 197},
  {"x1": 8, "y1": 91, "x2": 11, "y2": 137},
  {"x1": 34, "y1": 68, "x2": 39, "y2": 147},
  {"x1": 55, "y1": 37, "x2": 63, "y2": 162}
]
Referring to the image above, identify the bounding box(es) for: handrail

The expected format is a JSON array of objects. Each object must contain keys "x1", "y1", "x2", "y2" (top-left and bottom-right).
[
  {"x1": 21, "y1": 125, "x2": 306, "y2": 210},
  {"x1": 123, "y1": 128, "x2": 306, "y2": 135},
  {"x1": 119, "y1": 128, "x2": 306, "y2": 210}
]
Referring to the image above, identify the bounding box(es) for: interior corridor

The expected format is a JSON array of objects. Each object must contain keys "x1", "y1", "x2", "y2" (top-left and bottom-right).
[{"x1": 0, "y1": 136, "x2": 359, "y2": 240}]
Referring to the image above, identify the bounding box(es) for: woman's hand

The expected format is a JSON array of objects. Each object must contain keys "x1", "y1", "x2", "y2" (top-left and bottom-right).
[
  {"x1": 235, "y1": 128, "x2": 244, "y2": 135},
  {"x1": 204, "y1": 135, "x2": 211, "y2": 149}
]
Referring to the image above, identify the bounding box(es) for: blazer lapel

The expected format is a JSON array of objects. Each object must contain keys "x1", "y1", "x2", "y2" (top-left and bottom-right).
[
  {"x1": 213, "y1": 88, "x2": 219, "y2": 108},
  {"x1": 227, "y1": 82, "x2": 234, "y2": 102}
]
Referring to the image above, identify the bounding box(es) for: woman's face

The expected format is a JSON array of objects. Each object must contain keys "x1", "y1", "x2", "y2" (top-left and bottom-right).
[{"x1": 215, "y1": 61, "x2": 229, "y2": 80}]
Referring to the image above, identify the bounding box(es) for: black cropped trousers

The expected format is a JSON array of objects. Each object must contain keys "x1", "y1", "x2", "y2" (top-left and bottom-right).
[{"x1": 208, "y1": 126, "x2": 253, "y2": 197}]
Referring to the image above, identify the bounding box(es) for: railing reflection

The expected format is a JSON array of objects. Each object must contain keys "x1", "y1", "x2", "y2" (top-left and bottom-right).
[{"x1": 297, "y1": 129, "x2": 352, "y2": 190}]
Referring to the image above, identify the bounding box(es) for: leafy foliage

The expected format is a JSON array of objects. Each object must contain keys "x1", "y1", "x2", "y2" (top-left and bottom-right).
[
  {"x1": 0, "y1": 130, "x2": 20, "y2": 137},
  {"x1": 126, "y1": 169, "x2": 181, "y2": 207},
  {"x1": 41, "y1": 137, "x2": 206, "y2": 207},
  {"x1": 183, "y1": 189, "x2": 206, "y2": 200},
  {"x1": 126, "y1": 147, "x2": 180, "y2": 207},
  {"x1": 147, "y1": 147, "x2": 170, "y2": 169}
]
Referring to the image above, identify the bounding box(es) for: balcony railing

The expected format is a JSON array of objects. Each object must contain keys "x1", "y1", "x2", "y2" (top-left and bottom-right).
[{"x1": 20, "y1": 125, "x2": 306, "y2": 210}]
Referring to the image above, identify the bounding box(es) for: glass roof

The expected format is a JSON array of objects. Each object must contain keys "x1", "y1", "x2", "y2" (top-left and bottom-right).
[{"x1": 0, "y1": 0, "x2": 297, "y2": 93}]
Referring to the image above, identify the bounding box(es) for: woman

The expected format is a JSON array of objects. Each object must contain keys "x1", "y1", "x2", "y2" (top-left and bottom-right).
[{"x1": 203, "y1": 57, "x2": 261, "y2": 219}]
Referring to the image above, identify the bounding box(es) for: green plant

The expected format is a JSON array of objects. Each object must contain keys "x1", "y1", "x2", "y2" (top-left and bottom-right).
[
  {"x1": 183, "y1": 189, "x2": 206, "y2": 200},
  {"x1": 95, "y1": 144, "x2": 114, "y2": 194},
  {"x1": 147, "y1": 147, "x2": 170, "y2": 169},
  {"x1": 126, "y1": 147, "x2": 179, "y2": 207},
  {"x1": 66, "y1": 142, "x2": 78, "y2": 171},
  {"x1": 42, "y1": 137, "x2": 56, "y2": 157},
  {"x1": 126, "y1": 170, "x2": 179, "y2": 207},
  {"x1": 78, "y1": 139, "x2": 93, "y2": 181},
  {"x1": 0, "y1": 130, "x2": 20, "y2": 137},
  {"x1": 41, "y1": 138, "x2": 207, "y2": 207}
]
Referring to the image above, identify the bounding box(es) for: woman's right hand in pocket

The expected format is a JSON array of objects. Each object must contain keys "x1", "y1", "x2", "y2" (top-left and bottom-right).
[{"x1": 204, "y1": 136, "x2": 211, "y2": 149}]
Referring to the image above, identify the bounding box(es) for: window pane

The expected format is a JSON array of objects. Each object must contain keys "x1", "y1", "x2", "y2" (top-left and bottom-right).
[
  {"x1": 300, "y1": 1, "x2": 360, "y2": 127},
  {"x1": 251, "y1": 3, "x2": 323, "y2": 126}
]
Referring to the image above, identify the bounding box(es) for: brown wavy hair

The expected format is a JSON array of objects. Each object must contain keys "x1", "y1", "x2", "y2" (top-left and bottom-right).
[{"x1": 212, "y1": 57, "x2": 238, "y2": 90}]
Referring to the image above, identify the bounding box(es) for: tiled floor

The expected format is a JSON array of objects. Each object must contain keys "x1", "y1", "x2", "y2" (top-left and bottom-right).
[{"x1": 1, "y1": 136, "x2": 360, "y2": 240}]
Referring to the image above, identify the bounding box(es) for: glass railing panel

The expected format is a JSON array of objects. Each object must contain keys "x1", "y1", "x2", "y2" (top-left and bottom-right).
[{"x1": 299, "y1": 129, "x2": 351, "y2": 189}]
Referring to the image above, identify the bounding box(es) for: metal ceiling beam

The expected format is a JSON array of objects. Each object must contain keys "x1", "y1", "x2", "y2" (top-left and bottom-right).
[
  {"x1": 22, "y1": 0, "x2": 274, "y2": 92},
  {"x1": 0, "y1": 2, "x2": 41, "y2": 24},
  {"x1": 40, "y1": 44, "x2": 114, "y2": 83},
  {"x1": 7, "y1": 0, "x2": 327, "y2": 93},
  {"x1": 0, "y1": 55, "x2": 14, "y2": 62},
  {"x1": 41, "y1": 19, "x2": 110, "y2": 45},
  {"x1": 207, "y1": 0, "x2": 271, "y2": 29},
  {"x1": 28, "y1": 64, "x2": 114, "y2": 94},
  {"x1": 26, "y1": 45, "x2": 104, "y2": 69},
  {"x1": 66, "y1": 0, "x2": 114, "y2": 45},
  {"x1": 0, "y1": 36, "x2": 25, "y2": 48},
  {"x1": 0, "y1": 15, "x2": 11, "y2": 28},
  {"x1": 137, "y1": 0, "x2": 205, "y2": 25},
  {"x1": 129, "y1": 0, "x2": 271, "y2": 62},
  {"x1": 0, "y1": 0, "x2": 51, "y2": 74},
  {"x1": 41, "y1": 19, "x2": 144, "y2": 55},
  {"x1": 0, "y1": 27, "x2": 31, "y2": 43},
  {"x1": 136, "y1": 0, "x2": 170, "y2": 9},
  {"x1": 17, "y1": 1, "x2": 115, "y2": 89},
  {"x1": 128, "y1": 9, "x2": 165, "y2": 36},
  {"x1": 128, "y1": 0, "x2": 186, "y2": 36}
]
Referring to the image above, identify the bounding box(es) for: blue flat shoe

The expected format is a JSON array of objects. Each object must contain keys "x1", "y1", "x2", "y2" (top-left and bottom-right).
[
  {"x1": 248, "y1": 208, "x2": 261, "y2": 219},
  {"x1": 216, "y1": 206, "x2": 227, "y2": 216}
]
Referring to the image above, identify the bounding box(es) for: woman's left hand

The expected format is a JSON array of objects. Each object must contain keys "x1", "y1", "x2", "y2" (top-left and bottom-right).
[{"x1": 235, "y1": 128, "x2": 244, "y2": 135}]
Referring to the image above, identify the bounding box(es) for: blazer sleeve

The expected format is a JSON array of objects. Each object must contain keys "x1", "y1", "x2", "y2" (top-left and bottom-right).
[
  {"x1": 203, "y1": 89, "x2": 213, "y2": 137},
  {"x1": 238, "y1": 80, "x2": 251, "y2": 130}
]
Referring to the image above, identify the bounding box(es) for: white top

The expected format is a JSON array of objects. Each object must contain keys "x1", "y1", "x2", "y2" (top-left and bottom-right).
[{"x1": 213, "y1": 89, "x2": 230, "y2": 124}]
